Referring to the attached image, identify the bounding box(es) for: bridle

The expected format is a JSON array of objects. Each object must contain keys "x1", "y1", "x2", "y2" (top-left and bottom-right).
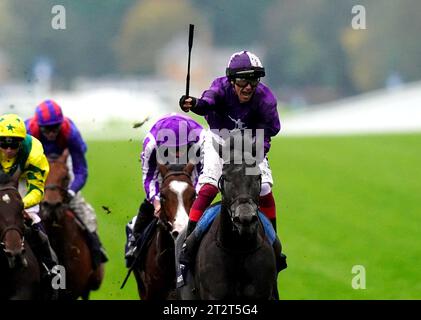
[
  {"x1": 159, "y1": 170, "x2": 194, "y2": 232},
  {"x1": 0, "y1": 186, "x2": 25, "y2": 255},
  {"x1": 218, "y1": 168, "x2": 261, "y2": 230},
  {"x1": 161, "y1": 171, "x2": 192, "y2": 185},
  {"x1": 44, "y1": 160, "x2": 71, "y2": 203}
]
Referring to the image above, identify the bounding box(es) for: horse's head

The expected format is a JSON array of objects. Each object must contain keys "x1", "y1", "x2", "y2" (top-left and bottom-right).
[
  {"x1": 158, "y1": 163, "x2": 196, "y2": 240},
  {"x1": 41, "y1": 150, "x2": 71, "y2": 221},
  {"x1": 215, "y1": 130, "x2": 262, "y2": 238},
  {"x1": 0, "y1": 174, "x2": 27, "y2": 268},
  {"x1": 219, "y1": 162, "x2": 261, "y2": 237}
]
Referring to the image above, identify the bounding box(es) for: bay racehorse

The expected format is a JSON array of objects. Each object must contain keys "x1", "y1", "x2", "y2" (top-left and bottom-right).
[
  {"x1": 188, "y1": 131, "x2": 278, "y2": 299},
  {"x1": 133, "y1": 163, "x2": 196, "y2": 300},
  {"x1": 40, "y1": 150, "x2": 103, "y2": 300},
  {"x1": 0, "y1": 173, "x2": 40, "y2": 300}
]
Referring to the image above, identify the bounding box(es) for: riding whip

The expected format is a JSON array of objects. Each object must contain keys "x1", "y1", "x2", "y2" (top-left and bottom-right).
[{"x1": 181, "y1": 24, "x2": 194, "y2": 112}]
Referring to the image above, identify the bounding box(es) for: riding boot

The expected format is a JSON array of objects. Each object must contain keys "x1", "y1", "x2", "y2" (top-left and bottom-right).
[
  {"x1": 85, "y1": 230, "x2": 108, "y2": 269},
  {"x1": 273, "y1": 237, "x2": 287, "y2": 272},
  {"x1": 133, "y1": 199, "x2": 155, "y2": 236},
  {"x1": 179, "y1": 221, "x2": 198, "y2": 268},
  {"x1": 270, "y1": 218, "x2": 277, "y2": 232},
  {"x1": 27, "y1": 222, "x2": 59, "y2": 300},
  {"x1": 125, "y1": 199, "x2": 154, "y2": 265}
]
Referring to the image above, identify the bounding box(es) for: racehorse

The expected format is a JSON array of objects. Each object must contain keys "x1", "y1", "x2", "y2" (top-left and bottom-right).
[
  {"x1": 0, "y1": 173, "x2": 40, "y2": 300},
  {"x1": 188, "y1": 132, "x2": 278, "y2": 299},
  {"x1": 133, "y1": 163, "x2": 196, "y2": 300},
  {"x1": 40, "y1": 150, "x2": 103, "y2": 300}
]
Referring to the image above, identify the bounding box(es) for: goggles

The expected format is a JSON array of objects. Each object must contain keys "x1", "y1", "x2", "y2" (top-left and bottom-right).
[
  {"x1": 234, "y1": 78, "x2": 260, "y2": 88},
  {"x1": 40, "y1": 124, "x2": 61, "y2": 133},
  {"x1": 0, "y1": 138, "x2": 22, "y2": 150}
]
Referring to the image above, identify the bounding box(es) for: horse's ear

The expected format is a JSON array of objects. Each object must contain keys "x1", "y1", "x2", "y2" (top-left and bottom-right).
[
  {"x1": 158, "y1": 164, "x2": 168, "y2": 177},
  {"x1": 184, "y1": 162, "x2": 195, "y2": 176},
  {"x1": 60, "y1": 149, "x2": 70, "y2": 162}
]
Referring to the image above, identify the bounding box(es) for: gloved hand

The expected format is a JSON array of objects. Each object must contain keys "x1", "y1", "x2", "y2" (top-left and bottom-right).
[
  {"x1": 179, "y1": 95, "x2": 197, "y2": 112},
  {"x1": 67, "y1": 189, "x2": 76, "y2": 200}
]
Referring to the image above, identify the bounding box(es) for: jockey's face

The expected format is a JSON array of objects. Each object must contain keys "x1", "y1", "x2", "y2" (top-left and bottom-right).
[
  {"x1": 40, "y1": 124, "x2": 61, "y2": 141},
  {"x1": 0, "y1": 137, "x2": 22, "y2": 159},
  {"x1": 232, "y1": 78, "x2": 259, "y2": 103}
]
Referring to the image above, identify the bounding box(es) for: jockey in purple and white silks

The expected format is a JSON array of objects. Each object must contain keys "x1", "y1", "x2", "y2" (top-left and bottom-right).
[
  {"x1": 179, "y1": 50, "x2": 287, "y2": 273},
  {"x1": 125, "y1": 113, "x2": 205, "y2": 266},
  {"x1": 141, "y1": 114, "x2": 204, "y2": 206},
  {"x1": 25, "y1": 99, "x2": 108, "y2": 269}
]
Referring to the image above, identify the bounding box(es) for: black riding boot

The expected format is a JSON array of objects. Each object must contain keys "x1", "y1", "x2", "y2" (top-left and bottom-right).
[
  {"x1": 270, "y1": 218, "x2": 277, "y2": 232},
  {"x1": 269, "y1": 217, "x2": 287, "y2": 272},
  {"x1": 27, "y1": 222, "x2": 59, "y2": 300},
  {"x1": 85, "y1": 230, "x2": 108, "y2": 269},
  {"x1": 179, "y1": 221, "x2": 199, "y2": 268},
  {"x1": 133, "y1": 199, "x2": 155, "y2": 236},
  {"x1": 273, "y1": 237, "x2": 287, "y2": 272},
  {"x1": 125, "y1": 199, "x2": 155, "y2": 266}
]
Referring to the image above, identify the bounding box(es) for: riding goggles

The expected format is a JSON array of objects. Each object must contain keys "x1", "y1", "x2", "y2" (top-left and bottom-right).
[
  {"x1": 0, "y1": 137, "x2": 22, "y2": 150},
  {"x1": 40, "y1": 124, "x2": 61, "y2": 134},
  {"x1": 234, "y1": 78, "x2": 260, "y2": 88}
]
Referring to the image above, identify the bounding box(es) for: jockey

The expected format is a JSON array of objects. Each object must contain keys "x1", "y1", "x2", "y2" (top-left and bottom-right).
[
  {"x1": 125, "y1": 113, "x2": 204, "y2": 267},
  {"x1": 0, "y1": 113, "x2": 58, "y2": 291},
  {"x1": 25, "y1": 99, "x2": 108, "y2": 269},
  {"x1": 179, "y1": 50, "x2": 287, "y2": 272}
]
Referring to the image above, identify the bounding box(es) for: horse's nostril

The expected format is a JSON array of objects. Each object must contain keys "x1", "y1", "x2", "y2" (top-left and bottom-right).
[
  {"x1": 171, "y1": 230, "x2": 179, "y2": 239},
  {"x1": 251, "y1": 215, "x2": 258, "y2": 222},
  {"x1": 233, "y1": 216, "x2": 241, "y2": 224}
]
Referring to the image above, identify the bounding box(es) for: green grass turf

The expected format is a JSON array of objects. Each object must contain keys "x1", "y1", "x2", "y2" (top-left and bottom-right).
[{"x1": 82, "y1": 133, "x2": 421, "y2": 299}]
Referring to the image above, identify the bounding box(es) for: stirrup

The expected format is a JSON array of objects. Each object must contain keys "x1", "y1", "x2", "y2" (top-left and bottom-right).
[{"x1": 176, "y1": 263, "x2": 187, "y2": 288}]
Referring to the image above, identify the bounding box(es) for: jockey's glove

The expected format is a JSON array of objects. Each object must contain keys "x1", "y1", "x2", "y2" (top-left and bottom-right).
[
  {"x1": 179, "y1": 95, "x2": 197, "y2": 112},
  {"x1": 67, "y1": 189, "x2": 76, "y2": 199}
]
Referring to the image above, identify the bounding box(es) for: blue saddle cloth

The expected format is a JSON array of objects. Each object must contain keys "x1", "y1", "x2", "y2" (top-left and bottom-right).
[{"x1": 194, "y1": 203, "x2": 276, "y2": 245}]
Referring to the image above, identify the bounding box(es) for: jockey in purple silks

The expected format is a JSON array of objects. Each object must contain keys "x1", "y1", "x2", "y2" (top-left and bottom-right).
[
  {"x1": 25, "y1": 100, "x2": 108, "y2": 270},
  {"x1": 179, "y1": 50, "x2": 287, "y2": 274},
  {"x1": 124, "y1": 113, "x2": 205, "y2": 267}
]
